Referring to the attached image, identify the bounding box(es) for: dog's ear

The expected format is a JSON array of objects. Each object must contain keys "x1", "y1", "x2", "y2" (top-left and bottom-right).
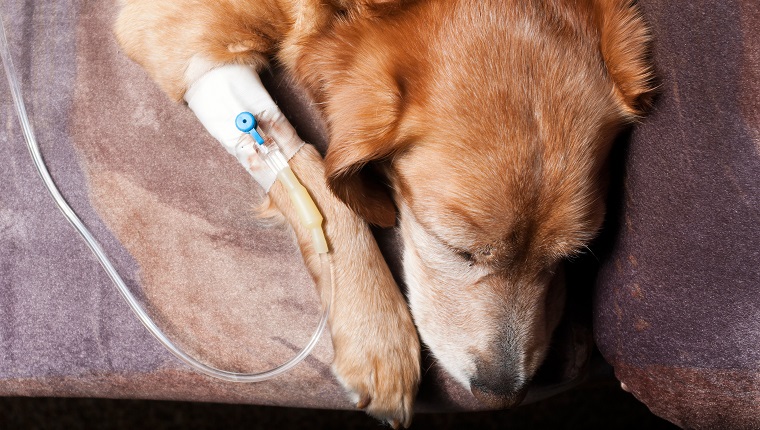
[
  {"x1": 323, "y1": 68, "x2": 407, "y2": 227},
  {"x1": 595, "y1": 0, "x2": 654, "y2": 116}
]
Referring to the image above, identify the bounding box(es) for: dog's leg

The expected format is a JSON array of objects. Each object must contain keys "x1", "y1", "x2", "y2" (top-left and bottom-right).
[
  {"x1": 115, "y1": 2, "x2": 421, "y2": 426},
  {"x1": 265, "y1": 145, "x2": 420, "y2": 428},
  {"x1": 115, "y1": 0, "x2": 290, "y2": 101}
]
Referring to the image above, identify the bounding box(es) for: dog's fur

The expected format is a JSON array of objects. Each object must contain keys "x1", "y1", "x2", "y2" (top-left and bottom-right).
[{"x1": 115, "y1": 0, "x2": 652, "y2": 426}]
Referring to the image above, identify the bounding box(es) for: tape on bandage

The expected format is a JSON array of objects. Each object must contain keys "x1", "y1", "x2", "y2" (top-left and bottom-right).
[{"x1": 184, "y1": 64, "x2": 304, "y2": 191}]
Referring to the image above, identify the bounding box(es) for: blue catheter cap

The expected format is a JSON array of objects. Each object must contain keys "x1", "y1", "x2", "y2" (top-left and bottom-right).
[{"x1": 235, "y1": 112, "x2": 265, "y2": 145}]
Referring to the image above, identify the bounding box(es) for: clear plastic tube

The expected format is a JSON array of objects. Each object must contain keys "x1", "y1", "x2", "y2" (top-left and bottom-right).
[{"x1": 0, "y1": 14, "x2": 331, "y2": 382}]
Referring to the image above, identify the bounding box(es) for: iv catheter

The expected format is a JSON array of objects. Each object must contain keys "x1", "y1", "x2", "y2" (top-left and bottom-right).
[
  {"x1": 235, "y1": 112, "x2": 329, "y2": 254},
  {"x1": 0, "y1": 15, "x2": 333, "y2": 382}
]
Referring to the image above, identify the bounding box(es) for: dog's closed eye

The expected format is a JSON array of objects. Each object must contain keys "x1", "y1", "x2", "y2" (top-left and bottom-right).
[
  {"x1": 455, "y1": 248, "x2": 475, "y2": 264},
  {"x1": 455, "y1": 246, "x2": 497, "y2": 266}
]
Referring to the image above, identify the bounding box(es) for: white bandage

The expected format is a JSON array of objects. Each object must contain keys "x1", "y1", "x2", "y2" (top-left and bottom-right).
[{"x1": 184, "y1": 64, "x2": 305, "y2": 191}]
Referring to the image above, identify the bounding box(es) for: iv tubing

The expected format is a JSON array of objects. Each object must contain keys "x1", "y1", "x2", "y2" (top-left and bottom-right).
[{"x1": 0, "y1": 15, "x2": 331, "y2": 382}]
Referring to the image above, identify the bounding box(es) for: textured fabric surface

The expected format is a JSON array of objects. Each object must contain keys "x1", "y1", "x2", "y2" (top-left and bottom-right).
[
  {"x1": 593, "y1": 1, "x2": 760, "y2": 429},
  {"x1": 0, "y1": 0, "x2": 591, "y2": 412},
  {"x1": 1, "y1": 0, "x2": 343, "y2": 411}
]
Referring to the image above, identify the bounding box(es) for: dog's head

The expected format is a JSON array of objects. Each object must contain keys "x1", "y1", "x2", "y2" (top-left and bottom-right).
[{"x1": 319, "y1": 0, "x2": 652, "y2": 407}]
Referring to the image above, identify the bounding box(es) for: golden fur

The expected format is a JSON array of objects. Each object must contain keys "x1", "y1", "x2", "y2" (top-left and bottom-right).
[{"x1": 115, "y1": 0, "x2": 652, "y2": 426}]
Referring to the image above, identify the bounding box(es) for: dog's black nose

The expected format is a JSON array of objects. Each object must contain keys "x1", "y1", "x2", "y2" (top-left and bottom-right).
[
  {"x1": 470, "y1": 360, "x2": 529, "y2": 408},
  {"x1": 470, "y1": 377, "x2": 528, "y2": 409}
]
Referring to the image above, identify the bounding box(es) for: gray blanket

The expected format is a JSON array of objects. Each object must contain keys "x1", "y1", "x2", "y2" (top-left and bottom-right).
[{"x1": 594, "y1": 1, "x2": 760, "y2": 428}]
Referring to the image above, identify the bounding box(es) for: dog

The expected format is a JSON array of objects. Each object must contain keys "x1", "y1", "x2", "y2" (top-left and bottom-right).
[{"x1": 115, "y1": 0, "x2": 652, "y2": 426}]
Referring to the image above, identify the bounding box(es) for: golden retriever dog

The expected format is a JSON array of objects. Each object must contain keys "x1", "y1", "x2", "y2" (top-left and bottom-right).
[{"x1": 115, "y1": 0, "x2": 652, "y2": 427}]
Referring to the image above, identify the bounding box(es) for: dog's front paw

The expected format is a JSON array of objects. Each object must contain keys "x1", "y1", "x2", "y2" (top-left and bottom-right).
[{"x1": 331, "y1": 311, "x2": 421, "y2": 428}]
